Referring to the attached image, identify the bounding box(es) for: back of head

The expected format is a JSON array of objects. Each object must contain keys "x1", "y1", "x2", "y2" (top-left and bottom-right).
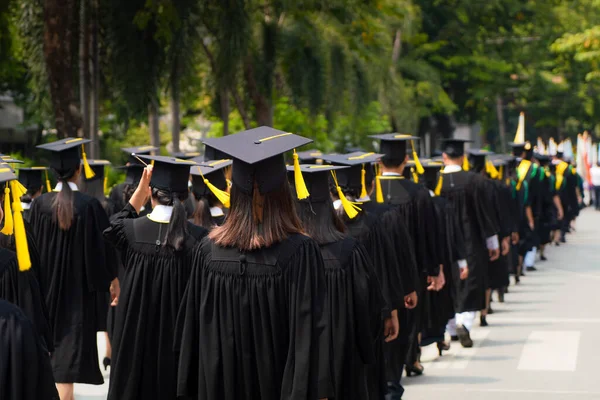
[{"x1": 51, "y1": 166, "x2": 79, "y2": 230}]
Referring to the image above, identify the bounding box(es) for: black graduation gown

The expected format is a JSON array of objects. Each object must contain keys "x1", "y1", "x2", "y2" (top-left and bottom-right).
[
  {"x1": 319, "y1": 237, "x2": 382, "y2": 400},
  {"x1": 176, "y1": 234, "x2": 331, "y2": 400},
  {"x1": 0, "y1": 248, "x2": 53, "y2": 352},
  {"x1": 439, "y1": 170, "x2": 498, "y2": 313},
  {"x1": 107, "y1": 182, "x2": 127, "y2": 217},
  {"x1": 103, "y1": 203, "x2": 208, "y2": 400},
  {"x1": 29, "y1": 191, "x2": 116, "y2": 384},
  {"x1": 488, "y1": 179, "x2": 512, "y2": 290},
  {"x1": 0, "y1": 299, "x2": 58, "y2": 400}
]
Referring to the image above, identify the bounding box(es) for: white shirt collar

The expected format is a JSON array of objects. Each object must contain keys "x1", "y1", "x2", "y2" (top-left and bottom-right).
[
  {"x1": 210, "y1": 207, "x2": 224, "y2": 217},
  {"x1": 147, "y1": 205, "x2": 173, "y2": 223},
  {"x1": 21, "y1": 202, "x2": 31, "y2": 210},
  {"x1": 443, "y1": 165, "x2": 462, "y2": 174},
  {"x1": 333, "y1": 199, "x2": 342, "y2": 210},
  {"x1": 54, "y1": 182, "x2": 79, "y2": 191},
  {"x1": 382, "y1": 171, "x2": 401, "y2": 176},
  {"x1": 429, "y1": 190, "x2": 435, "y2": 197},
  {"x1": 356, "y1": 195, "x2": 371, "y2": 202}
]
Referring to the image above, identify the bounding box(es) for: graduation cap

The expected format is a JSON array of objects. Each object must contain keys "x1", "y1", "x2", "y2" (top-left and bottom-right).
[
  {"x1": 421, "y1": 160, "x2": 444, "y2": 192},
  {"x1": 171, "y1": 151, "x2": 202, "y2": 160},
  {"x1": 37, "y1": 137, "x2": 95, "y2": 179},
  {"x1": 467, "y1": 149, "x2": 494, "y2": 173},
  {"x1": 296, "y1": 150, "x2": 323, "y2": 165},
  {"x1": 509, "y1": 141, "x2": 533, "y2": 158},
  {"x1": 202, "y1": 126, "x2": 313, "y2": 198},
  {"x1": 320, "y1": 152, "x2": 383, "y2": 199},
  {"x1": 287, "y1": 164, "x2": 360, "y2": 218},
  {"x1": 535, "y1": 153, "x2": 552, "y2": 166},
  {"x1": 83, "y1": 159, "x2": 111, "y2": 182},
  {"x1": 138, "y1": 155, "x2": 198, "y2": 194},
  {"x1": 0, "y1": 155, "x2": 24, "y2": 164},
  {"x1": 121, "y1": 145, "x2": 158, "y2": 165},
  {"x1": 370, "y1": 133, "x2": 424, "y2": 173},
  {"x1": 203, "y1": 144, "x2": 229, "y2": 161},
  {"x1": 0, "y1": 164, "x2": 31, "y2": 271},
  {"x1": 18, "y1": 167, "x2": 49, "y2": 192},
  {"x1": 441, "y1": 138, "x2": 473, "y2": 170},
  {"x1": 190, "y1": 159, "x2": 232, "y2": 207}
]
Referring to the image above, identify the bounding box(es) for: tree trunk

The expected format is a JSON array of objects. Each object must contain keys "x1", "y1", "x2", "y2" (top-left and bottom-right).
[
  {"x1": 232, "y1": 86, "x2": 251, "y2": 129},
  {"x1": 220, "y1": 87, "x2": 230, "y2": 136},
  {"x1": 170, "y1": 63, "x2": 181, "y2": 152},
  {"x1": 149, "y1": 99, "x2": 160, "y2": 148},
  {"x1": 244, "y1": 58, "x2": 272, "y2": 126},
  {"x1": 44, "y1": 0, "x2": 82, "y2": 138},
  {"x1": 79, "y1": 0, "x2": 90, "y2": 140},
  {"x1": 89, "y1": 0, "x2": 99, "y2": 158},
  {"x1": 496, "y1": 95, "x2": 506, "y2": 152}
]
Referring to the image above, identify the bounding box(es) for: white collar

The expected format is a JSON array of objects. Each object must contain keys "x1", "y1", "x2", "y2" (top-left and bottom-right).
[
  {"x1": 429, "y1": 190, "x2": 435, "y2": 197},
  {"x1": 21, "y1": 202, "x2": 31, "y2": 210},
  {"x1": 147, "y1": 205, "x2": 173, "y2": 223},
  {"x1": 356, "y1": 195, "x2": 371, "y2": 202},
  {"x1": 443, "y1": 165, "x2": 462, "y2": 174},
  {"x1": 210, "y1": 207, "x2": 224, "y2": 217},
  {"x1": 333, "y1": 199, "x2": 342, "y2": 210},
  {"x1": 54, "y1": 182, "x2": 79, "y2": 191},
  {"x1": 382, "y1": 171, "x2": 401, "y2": 176}
]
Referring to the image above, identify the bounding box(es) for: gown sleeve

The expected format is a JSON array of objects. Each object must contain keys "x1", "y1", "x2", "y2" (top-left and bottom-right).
[
  {"x1": 281, "y1": 237, "x2": 331, "y2": 400},
  {"x1": 415, "y1": 187, "x2": 440, "y2": 276},
  {"x1": 83, "y1": 198, "x2": 117, "y2": 292},
  {"x1": 103, "y1": 202, "x2": 139, "y2": 252},
  {"x1": 472, "y1": 174, "x2": 499, "y2": 240}
]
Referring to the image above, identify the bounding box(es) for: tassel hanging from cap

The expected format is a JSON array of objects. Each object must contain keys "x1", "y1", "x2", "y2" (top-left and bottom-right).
[
  {"x1": 410, "y1": 140, "x2": 424, "y2": 174},
  {"x1": 375, "y1": 164, "x2": 384, "y2": 203},
  {"x1": 199, "y1": 168, "x2": 231, "y2": 208},
  {"x1": 499, "y1": 165, "x2": 504, "y2": 180},
  {"x1": 293, "y1": 150, "x2": 310, "y2": 200},
  {"x1": 331, "y1": 170, "x2": 361, "y2": 219},
  {"x1": 360, "y1": 165, "x2": 368, "y2": 199},
  {"x1": 462, "y1": 156, "x2": 470, "y2": 171},
  {"x1": 104, "y1": 176, "x2": 108, "y2": 195},
  {"x1": 45, "y1": 169, "x2": 52, "y2": 192},
  {"x1": 81, "y1": 144, "x2": 95, "y2": 179},
  {"x1": 1, "y1": 185, "x2": 13, "y2": 235},
  {"x1": 486, "y1": 160, "x2": 499, "y2": 179},
  {"x1": 434, "y1": 167, "x2": 444, "y2": 196},
  {"x1": 411, "y1": 167, "x2": 419, "y2": 183},
  {"x1": 9, "y1": 181, "x2": 31, "y2": 271}
]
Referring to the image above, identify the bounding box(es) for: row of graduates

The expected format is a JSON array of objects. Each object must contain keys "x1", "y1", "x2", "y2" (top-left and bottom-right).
[{"x1": 0, "y1": 127, "x2": 578, "y2": 400}]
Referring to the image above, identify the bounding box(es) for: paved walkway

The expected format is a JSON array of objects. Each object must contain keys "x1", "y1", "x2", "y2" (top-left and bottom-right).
[{"x1": 75, "y1": 208, "x2": 600, "y2": 399}]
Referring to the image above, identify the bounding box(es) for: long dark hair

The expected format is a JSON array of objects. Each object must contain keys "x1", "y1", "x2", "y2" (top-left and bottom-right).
[
  {"x1": 296, "y1": 200, "x2": 346, "y2": 245},
  {"x1": 210, "y1": 181, "x2": 303, "y2": 250},
  {"x1": 191, "y1": 191, "x2": 220, "y2": 229},
  {"x1": 123, "y1": 183, "x2": 136, "y2": 205},
  {"x1": 151, "y1": 187, "x2": 189, "y2": 251},
  {"x1": 52, "y1": 167, "x2": 78, "y2": 230}
]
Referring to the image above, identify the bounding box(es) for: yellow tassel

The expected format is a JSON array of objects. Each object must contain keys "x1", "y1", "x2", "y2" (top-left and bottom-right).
[
  {"x1": 486, "y1": 160, "x2": 499, "y2": 179},
  {"x1": 331, "y1": 171, "x2": 361, "y2": 219},
  {"x1": 359, "y1": 165, "x2": 368, "y2": 199},
  {"x1": 293, "y1": 150, "x2": 310, "y2": 200},
  {"x1": 434, "y1": 167, "x2": 444, "y2": 196},
  {"x1": 81, "y1": 145, "x2": 95, "y2": 179},
  {"x1": 198, "y1": 168, "x2": 231, "y2": 208},
  {"x1": 9, "y1": 181, "x2": 31, "y2": 271},
  {"x1": 45, "y1": 169, "x2": 52, "y2": 192},
  {"x1": 375, "y1": 164, "x2": 384, "y2": 203},
  {"x1": 411, "y1": 140, "x2": 424, "y2": 174},
  {"x1": 462, "y1": 156, "x2": 469, "y2": 171},
  {"x1": 499, "y1": 165, "x2": 504, "y2": 180},
  {"x1": 1, "y1": 186, "x2": 13, "y2": 235},
  {"x1": 103, "y1": 176, "x2": 108, "y2": 195},
  {"x1": 411, "y1": 167, "x2": 419, "y2": 183}
]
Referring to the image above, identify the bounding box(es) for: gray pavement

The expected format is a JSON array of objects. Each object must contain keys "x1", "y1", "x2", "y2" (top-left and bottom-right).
[{"x1": 75, "y1": 208, "x2": 600, "y2": 399}]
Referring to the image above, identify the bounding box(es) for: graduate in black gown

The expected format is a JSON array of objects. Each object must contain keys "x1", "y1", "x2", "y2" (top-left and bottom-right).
[
  {"x1": 534, "y1": 154, "x2": 562, "y2": 262},
  {"x1": 0, "y1": 299, "x2": 58, "y2": 400},
  {"x1": 188, "y1": 159, "x2": 232, "y2": 229},
  {"x1": 177, "y1": 127, "x2": 331, "y2": 400},
  {"x1": 17, "y1": 167, "x2": 49, "y2": 223},
  {"x1": 553, "y1": 148, "x2": 579, "y2": 243},
  {"x1": 0, "y1": 166, "x2": 53, "y2": 352},
  {"x1": 30, "y1": 138, "x2": 117, "y2": 400},
  {"x1": 104, "y1": 156, "x2": 208, "y2": 400},
  {"x1": 438, "y1": 139, "x2": 499, "y2": 348},
  {"x1": 370, "y1": 134, "x2": 441, "y2": 389},
  {"x1": 291, "y1": 163, "x2": 387, "y2": 400}
]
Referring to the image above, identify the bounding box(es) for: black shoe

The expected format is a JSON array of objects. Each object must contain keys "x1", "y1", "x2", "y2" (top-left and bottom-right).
[
  {"x1": 456, "y1": 325, "x2": 473, "y2": 348},
  {"x1": 488, "y1": 305, "x2": 494, "y2": 314},
  {"x1": 540, "y1": 255, "x2": 547, "y2": 261},
  {"x1": 480, "y1": 315, "x2": 489, "y2": 327},
  {"x1": 103, "y1": 357, "x2": 111, "y2": 371},
  {"x1": 504, "y1": 287, "x2": 509, "y2": 294},
  {"x1": 498, "y1": 289, "x2": 505, "y2": 303},
  {"x1": 450, "y1": 335, "x2": 459, "y2": 342},
  {"x1": 405, "y1": 363, "x2": 424, "y2": 377},
  {"x1": 515, "y1": 276, "x2": 520, "y2": 285},
  {"x1": 526, "y1": 266, "x2": 537, "y2": 272},
  {"x1": 437, "y1": 341, "x2": 450, "y2": 356},
  {"x1": 560, "y1": 236, "x2": 566, "y2": 243}
]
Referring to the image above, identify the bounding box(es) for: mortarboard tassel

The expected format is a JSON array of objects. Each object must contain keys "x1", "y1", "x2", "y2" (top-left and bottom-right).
[
  {"x1": 486, "y1": 160, "x2": 499, "y2": 179},
  {"x1": 360, "y1": 165, "x2": 368, "y2": 199},
  {"x1": 1, "y1": 185, "x2": 13, "y2": 235},
  {"x1": 375, "y1": 164, "x2": 384, "y2": 203},
  {"x1": 331, "y1": 170, "x2": 361, "y2": 219},
  {"x1": 293, "y1": 149, "x2": 310, "y2": 200},
  {"x1": 462, "y1": 156, "x2": 470, "y2": 171},
  {"x1": 499, "y1": 165, "x2": 504, "y2": 180},
  {"x1": 104, "y1": 176, "x2": 108, "y2": 195},
  {"x1": 45, "y1": 169, "x2": 52, "y2": 192},
  {"x1": 81, "y1": 144, "x2": 96, "y2": 179},
  {"x1": 411, "y1": 167, "x2": 419, "y2": 183},
  {"x1": 410, "y1": 140, "x2": 424, "y2": 174},
  {"x1": 9, "y1": 180, "x2": 31, "y2": 271},
  {"x1": 434, "y1": 167, "x2": 444, "y2": 196},
  {"x1": 198, "y1": 167, "x2": 231, "y2": 208}
]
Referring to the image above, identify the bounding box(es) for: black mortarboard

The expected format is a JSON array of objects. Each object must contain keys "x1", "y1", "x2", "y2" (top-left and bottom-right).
[
  {"x1": 139, "y1": 155, "x2": 198, "y2": 193},
  {"x1": 190, "y1": 159, "x2": 232, "y2": 198},
  {"x1": 0, "y1": 164, "x2": 18, "y2": 184},
  {"x1": 441, "y1": 138, "x2": 472, "y2": 157},
  {"x1": 171, "y1": 151, "x2": 202, "y2": 160},
  {"x1": 296, "y1": 150, "x2": 323, "y2": 164},
  {"x1": 0, "y1": 155, "x2": 24, "y2": 164},
  {"x1": 321, "y1": 152, "x2": 382, "y2": 196},
  {"x1": 467, "y1": 149, "x2": 494, "y2": 172},
  {"x1": 509, "y1": 141, "x2": 532, "y2": 157},
  {"x1": 18, "y1": 167, "x2": 46, "y2": 190},
  {"x1": 535, "y1": 153, "x2": 551, "y2": 166},
  {"x1": 370, "y1": 133, "x2": 420, "y2": 165},
  {"x1": 116, "y1": 164, "x2": 145, "y2": 185},
  {"x1": 83, "y1": 159, "x2": 111, "y2": 182},
  {"x1": 203, "y1": 144, "x2": 229, "y2": 161},
  {"x1": 37, "y1": 137, "x2": 93, "y2": 172},
  {"x1": 286, "y1": 164, "x2": 347, "y2": 202},
  {"x1": 203, "y1": 126, "x2": 312, "y2": 196},
  {"x1": 421, "y1": 160, "x2": 443, "y2": 190},
  {"x1": 121, "y1": 145, "x2": 158, "y2": 165}
]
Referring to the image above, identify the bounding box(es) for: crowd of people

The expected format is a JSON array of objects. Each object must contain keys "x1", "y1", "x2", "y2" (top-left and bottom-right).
[{"x1": 0, "y1": 126, "x2": 582, "y2": 400}]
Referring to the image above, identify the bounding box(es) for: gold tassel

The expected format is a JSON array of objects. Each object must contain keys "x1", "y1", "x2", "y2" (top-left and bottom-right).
[
  {"x1": 410, "y1": 140, "x2": 424, "y2": 174},
  {"x1": 103, "y1": 176, "x2": 108, "y2": 195},
  {"x1": 486, "y1": 160, "x2": 499, "y2": 179},
  {"x1": 293, "y1": 150, "x2": 310, "y2": 200},
  {"x1": 198, "y1": 167, "x2": 231, "y2": 208},
  {"x1": 9, "y1": 181, "x2": 31, "y2": 271},
  {"x1": 411, "y1": 167, "x2": 419, "y2": 183},
  {"x1": 81, "y1": 144, "x2": 95, "y2": 179},
  {"x1": 1, "y1": 185, "x2": 13, "y2": 235},
  {"x1": 462, "y1": 156, "x2": 469, "y2": 171},
  {"x1": 45, "y1": 169, "x2": 52, "y2": 192},
  {"x1": 499, "y1": 165, "x2": 504, "y2": 180},
  {"x1": 375, "y1": 164, "x2": 384, "y2": 203},
  {"x1": 331, "y1": 170, "x2": 361, "y2": 219},
  {"x1": 434, "y1": 167, "x2": 444, "y2": 196},
  {"x1": 359, "y1": 165, "x2": 368, "y2": 199}
]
